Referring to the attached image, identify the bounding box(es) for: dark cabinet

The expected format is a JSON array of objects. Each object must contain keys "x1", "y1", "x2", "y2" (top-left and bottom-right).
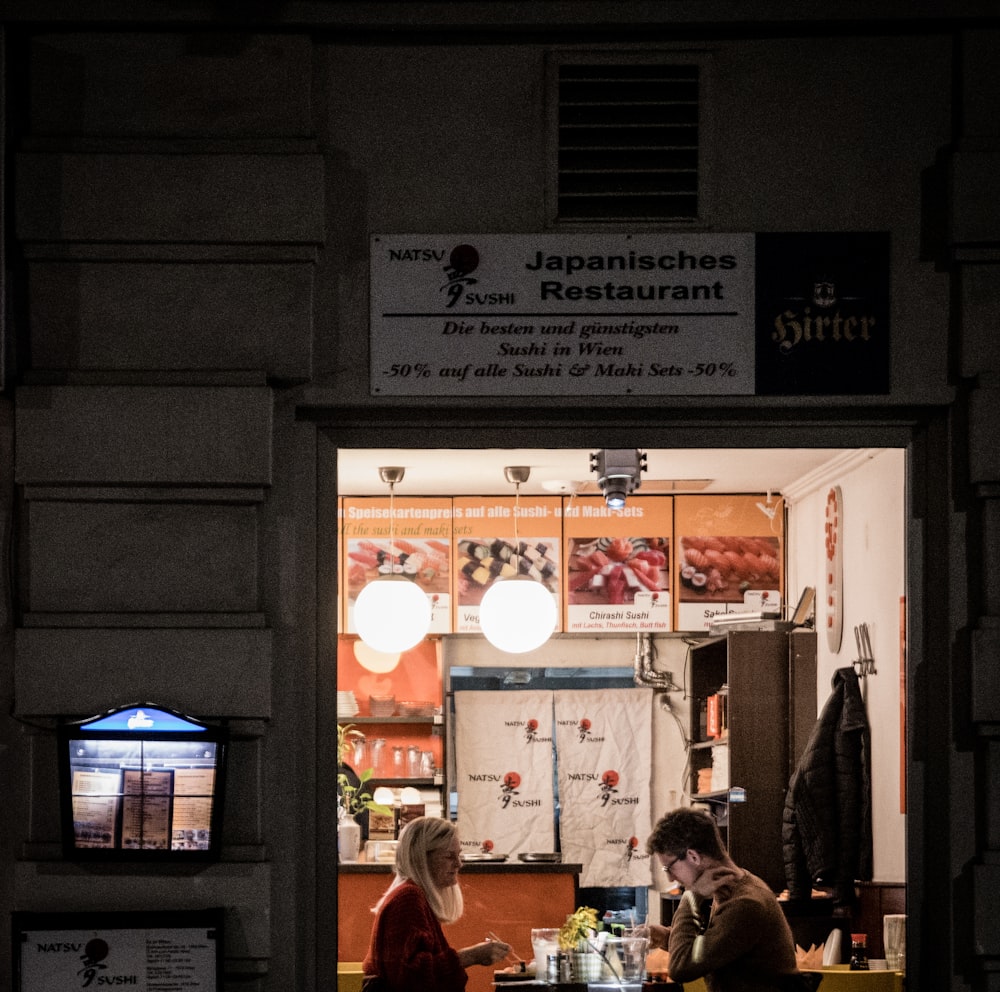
[{"x1": 687, "y1": 629, "x2": 816, "y2": 892}]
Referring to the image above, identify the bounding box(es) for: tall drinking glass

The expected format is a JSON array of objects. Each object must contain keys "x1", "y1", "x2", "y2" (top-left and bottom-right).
[
  {"x1": 618, "y1": 935, "x2": 649, "y2": 982},
  {"x1": 883, "y1": 914, "x2": 905, "y2": 971},
  {"x1": 530, "y1": 928, "x2": 559, "y2": 972}
]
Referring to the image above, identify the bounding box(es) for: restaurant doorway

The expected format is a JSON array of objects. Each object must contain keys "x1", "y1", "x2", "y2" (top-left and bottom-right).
[{"x1": 319, "y1": 413, "x2": 923, "y2": 981}]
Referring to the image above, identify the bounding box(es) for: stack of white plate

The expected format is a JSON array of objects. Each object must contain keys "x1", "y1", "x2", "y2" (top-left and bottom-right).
[{"x1": 337, "y1": 690, "x2": 359, "y2": 718}]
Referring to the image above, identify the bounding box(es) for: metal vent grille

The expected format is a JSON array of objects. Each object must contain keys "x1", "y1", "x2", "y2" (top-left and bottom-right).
[{"x1": 557, "y1": 63, "x2": 699, "y2": 222}]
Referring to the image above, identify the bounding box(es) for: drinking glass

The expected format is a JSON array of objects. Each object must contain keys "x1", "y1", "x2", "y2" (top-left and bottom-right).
[
  {"x1": 530, "y1": 928, "x2": 560, "y2": 971},
  {"x1": 883, "y1": 914, "x2": 906, "y2": 971},
  {"x1": 351, "y1": 737, "x2": 367, "y2": 769},
  {"x1": 406, "y1": 744, "x2": 421, "y2": 777},
  {"x1": 618, "y1": 935, "x2": 649, "y2": 981},
  {"x1": 370, "y1": 738, "x2": 386, "y2": 774}
]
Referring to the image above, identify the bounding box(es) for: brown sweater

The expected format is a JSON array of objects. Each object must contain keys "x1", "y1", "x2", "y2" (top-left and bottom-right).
[{"x1": 668, "y1": 869, "x2": 799, "y2": 992}]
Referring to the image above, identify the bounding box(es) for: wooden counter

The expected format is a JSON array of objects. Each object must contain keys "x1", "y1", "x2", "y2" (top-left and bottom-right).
[{"x1": 338, "y1": 862, "x2": 582, "y2": 992}]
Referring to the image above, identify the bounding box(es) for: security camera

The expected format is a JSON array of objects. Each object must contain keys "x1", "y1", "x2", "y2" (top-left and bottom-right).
[{"x1": 590, "y1": 449, "x2": 647, "y2": 509}]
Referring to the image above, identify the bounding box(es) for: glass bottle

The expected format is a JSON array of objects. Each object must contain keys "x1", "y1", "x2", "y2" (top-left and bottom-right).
[{"x1": 849, "y1": 933, "x2": 869, "y2": 970}]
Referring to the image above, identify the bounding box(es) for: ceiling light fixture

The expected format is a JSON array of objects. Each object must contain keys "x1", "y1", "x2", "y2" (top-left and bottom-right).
[
  {"x1": 756, "y1": 490, "x2": 779, "y2": 520},
  {"x1": 590, "y1": 448, "x2": 647, "y2": 509},
  {"x1": 352, "y1": 467, "x2": 432, "y2": 654},
  {"x1": 478, "y1": 466, "x2": 558, "y2": 654}
]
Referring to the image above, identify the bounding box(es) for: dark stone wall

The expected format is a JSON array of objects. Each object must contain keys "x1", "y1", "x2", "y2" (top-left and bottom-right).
[{"x1": 0, "y1": 7, "x2": 998, "y2": 991}]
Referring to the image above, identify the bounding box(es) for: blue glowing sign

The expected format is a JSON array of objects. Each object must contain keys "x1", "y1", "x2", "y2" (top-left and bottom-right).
[{"x1": 79, "y1": 706, "x2": 207, "y2": 733}]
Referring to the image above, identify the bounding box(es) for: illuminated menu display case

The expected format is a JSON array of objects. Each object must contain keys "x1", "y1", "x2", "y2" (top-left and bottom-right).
[{"x1": 58, "y1": 704, "x2": 227, "y2": 861}]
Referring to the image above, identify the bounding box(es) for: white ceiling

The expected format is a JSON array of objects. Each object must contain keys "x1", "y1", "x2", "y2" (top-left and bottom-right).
[{"x1": 336, "y1": 447, "x2": 857, "y2": 497}]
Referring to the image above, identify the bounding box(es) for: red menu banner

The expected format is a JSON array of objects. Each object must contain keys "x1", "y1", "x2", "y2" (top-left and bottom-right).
[
  {"x1": 342, "y1": 497, "x2": 454, "y2": 634},
  {"x1": 562, "y1": 496, "x2": 672, "y2": 632},
  {"x1": 452, "y1": 496, "x2": 562, "y2": 632},
  {"x1": 673, "y1": 494, "x2": 784, "y2": 631}
]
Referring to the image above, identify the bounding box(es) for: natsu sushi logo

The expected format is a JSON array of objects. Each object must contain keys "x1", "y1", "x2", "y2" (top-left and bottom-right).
[
  {"x1": 607, "y1": 835, "x2": 650, "y2": 868},
  {"x1": 481, "y1": 838, "x2": 496, "y2": 855},
  {"x1": 577, "y1": 718, "x2": 605, "y2": 744},
  {"x1": 77, "y1": 938, "x2": 110, "y2": 987},
  {"x1": 525, "y1": 719, "x2": 539, "y2": 742},
  {"x1": 441, "y1": 244, "x2": 480, "y2": 307},
  {"x1": 497, "y1": 770, "x2": 543, "y2": 810},
  {"x1": 599, "y1": 770, "x2": 619, "y2": 805},
  {"x1": 499, "y1": 771, "x2": 520, "y2": 808},
  {"x1": 622, "y1": 835, "x2": 639, "y2": 866},
  {"x1": 598, "y1": 770, "x2": 640, "y2": 808}
]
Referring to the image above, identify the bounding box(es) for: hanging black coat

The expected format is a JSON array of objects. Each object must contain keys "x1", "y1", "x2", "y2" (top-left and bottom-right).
[{"x1": 782, "y1": 666, "x2": 873, "y2": 906}]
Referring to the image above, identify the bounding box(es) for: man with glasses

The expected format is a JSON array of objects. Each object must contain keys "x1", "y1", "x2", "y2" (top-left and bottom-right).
[{"x1": 641, "y1": 807, "x2": 807, "y2": 991}]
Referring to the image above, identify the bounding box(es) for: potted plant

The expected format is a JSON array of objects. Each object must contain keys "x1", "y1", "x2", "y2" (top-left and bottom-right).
[
  {"x1": 559, "y1": 906, "x2": 603, "y2": 981},
  {"x1": 337, "y1": 724, "x2": 393, "y2": 861}
]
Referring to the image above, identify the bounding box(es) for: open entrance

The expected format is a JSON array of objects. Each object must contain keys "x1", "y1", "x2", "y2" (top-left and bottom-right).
[{"x1": 317, "y1": 417, "x2": 922, "y2": 984}]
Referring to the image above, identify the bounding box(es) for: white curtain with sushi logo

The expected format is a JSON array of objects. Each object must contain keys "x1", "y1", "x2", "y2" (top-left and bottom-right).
[
  {"x1": 555, "y1": 688, "x2": 654, "y2": 887},
  {"x1": 455, "y1": 690, "x2": 556, "y2": 856}
]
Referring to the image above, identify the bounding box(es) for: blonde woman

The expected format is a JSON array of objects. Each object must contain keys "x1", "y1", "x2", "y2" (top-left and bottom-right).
[{"x1": 363, "y1": 817, "x2": 511, "y2": 991}]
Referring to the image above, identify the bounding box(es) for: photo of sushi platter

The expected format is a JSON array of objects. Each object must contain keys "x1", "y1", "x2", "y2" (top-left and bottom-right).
[
  {"x1": 566, "y1": 536, "x2": 670, "y2": 606},
  {"x1": 345, "y1": 537, "x2": 452, "y2": 602},
  {"x1": 677, "y1": 534, "x2": 780, "y2": 602},
  {"x1": 455, "y1": 537, "x2": 560, "y2": 606}
]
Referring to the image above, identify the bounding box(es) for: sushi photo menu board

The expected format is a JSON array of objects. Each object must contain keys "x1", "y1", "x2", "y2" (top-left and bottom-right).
[
  {"x1": 562, "y1": 496, "x2": 673, "y2": 633},
  {"x1": 342, "y1": 497, "x2": 454, "y2": 635},
  {"x1": 674, "y1": 494, "x2": 784, "y2": 632},
  {"x1": 452, "y1": 496, "x2": 562, "y2": 632}
]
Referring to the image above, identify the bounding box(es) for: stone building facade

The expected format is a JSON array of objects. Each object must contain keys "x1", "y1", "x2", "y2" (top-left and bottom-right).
[{"x1": 1, "y1": 4, "x2": 998, "y2": 991}]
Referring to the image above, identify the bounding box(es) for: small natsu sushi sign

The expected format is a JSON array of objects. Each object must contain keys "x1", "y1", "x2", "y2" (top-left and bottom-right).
[
  {"x1": 452, "y1": 496, "x2": 562, "y2": 633},
  {"x1": 342, "y1": 497, "x2": 454, "y2": 635},
  {"x1": 562, "y1": 496, "x2": 672, "y2": 633}
]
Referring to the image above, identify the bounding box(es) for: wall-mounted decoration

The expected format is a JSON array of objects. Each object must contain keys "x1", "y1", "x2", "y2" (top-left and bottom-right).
[
  {"x1": 58, "y1": 704, "x2": 227, "y2": 861},
  {"x1": 825, "y1": 485, "x2": 844, "y2": 652}
]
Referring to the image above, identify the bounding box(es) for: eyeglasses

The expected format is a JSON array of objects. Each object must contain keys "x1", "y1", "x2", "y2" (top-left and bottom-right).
[{"x1": 661, "y1": 852, "x2": 686, "y2": 875}]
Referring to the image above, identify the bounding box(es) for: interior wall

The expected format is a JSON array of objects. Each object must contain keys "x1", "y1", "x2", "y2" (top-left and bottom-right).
[{"x1": 785, "y1": 448, "x2": 907, "y2": 882}]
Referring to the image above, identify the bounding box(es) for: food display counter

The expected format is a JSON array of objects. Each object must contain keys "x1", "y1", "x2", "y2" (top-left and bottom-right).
[{"x1": 337, "y1": 861, "x2": 582, "y2": 992}]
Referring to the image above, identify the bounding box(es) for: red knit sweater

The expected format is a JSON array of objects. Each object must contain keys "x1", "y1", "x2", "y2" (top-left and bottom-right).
[{"x1": 363, "y1": 880, "x2": 468, "y2": 991}]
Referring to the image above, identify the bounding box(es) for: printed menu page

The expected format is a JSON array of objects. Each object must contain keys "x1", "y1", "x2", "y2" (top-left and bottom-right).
[
  {"x1": 71, "y1": 769, "x2": 122, "y2": 849},
  {"x1": 171, "y1": 768, "x2": 216, "y2": 851},
  {"x1": 121, "y1": 769, "x2": 173, "y2": 851},
  {"x1": 562, "y1": 495, "x2": 672, "y2": 632}
]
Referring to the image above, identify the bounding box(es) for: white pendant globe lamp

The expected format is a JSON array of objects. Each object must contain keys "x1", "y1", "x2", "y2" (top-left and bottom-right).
[
  {"x1": 353, "y1": 467, "x2": 432, "y2": 654},
  {"x1": 478, "y1": 466, "x2": 558, "y2": 654}
]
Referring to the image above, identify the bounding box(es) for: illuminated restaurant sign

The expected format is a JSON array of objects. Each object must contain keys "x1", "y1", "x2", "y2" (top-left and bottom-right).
[{"x1": 370, "y1": 232, "x2": 889, "y2": 397}]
